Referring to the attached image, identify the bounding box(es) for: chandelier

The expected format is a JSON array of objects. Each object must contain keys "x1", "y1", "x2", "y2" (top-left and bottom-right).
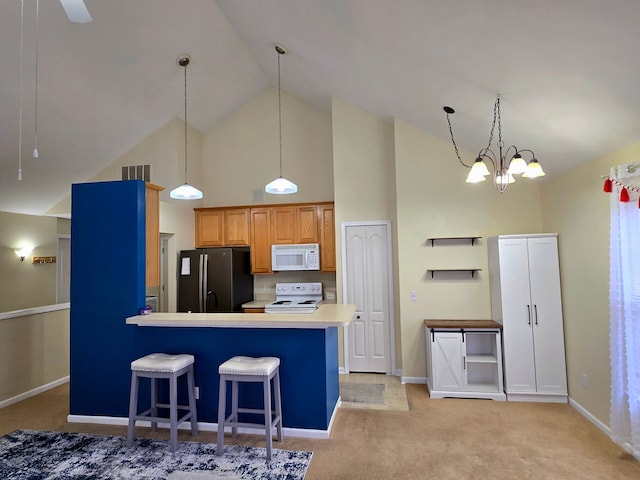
[{"x1": 443, "y1": 95, "x2": 545, "y2": 193}]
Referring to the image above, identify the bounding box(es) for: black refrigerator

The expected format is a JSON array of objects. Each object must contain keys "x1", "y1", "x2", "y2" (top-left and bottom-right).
[{"x1": 178, "y1": 247, "x2": 254, "y2": 313}]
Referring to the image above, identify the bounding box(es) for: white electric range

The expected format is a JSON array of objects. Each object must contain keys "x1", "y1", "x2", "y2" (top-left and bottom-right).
[{"x1": 264, "y1": 282, "x2": 323, "y2": 314}]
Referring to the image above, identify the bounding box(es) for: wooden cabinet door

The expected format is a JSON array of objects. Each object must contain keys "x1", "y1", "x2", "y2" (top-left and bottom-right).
[
  {"x1": 319, "y1": 205, "x2": 335, "y2": 272},
  {"x1": 224, "y1": 208, "x2": 250, "y2": 246},
  {"x1": 271, "y1": 206, "x2": 296, "y2": 244},
  {"x1": 250, "y1": 208, "x2": 272, "y2": 273},
  {"x1": 296, "y1": 206, "x2": 318, "y2": 243},
  {"x1": 195, "y1": 210, "x2": 224, "y2": 247},
  {"x1": 145, "y1": 183, "x2": 163, "y2": 287}
]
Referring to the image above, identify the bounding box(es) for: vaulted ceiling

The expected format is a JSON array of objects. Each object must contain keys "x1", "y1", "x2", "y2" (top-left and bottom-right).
[{"x1": 2, "y1": 0, "x2": 639, "y2": 215}]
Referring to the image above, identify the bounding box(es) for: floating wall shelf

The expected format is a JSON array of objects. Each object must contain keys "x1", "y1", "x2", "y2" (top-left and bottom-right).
[
  {"x1": 427, "y1": 236, "x2": 482, "y2": 246},
  {"x1": 427, "y1": 268, "x2": 482, "y2": 278}
]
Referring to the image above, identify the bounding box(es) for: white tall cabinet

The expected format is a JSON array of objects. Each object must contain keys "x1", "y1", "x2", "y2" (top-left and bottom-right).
[{"x1": 488, "y1": 234, "x2": 568, "y2": 403}]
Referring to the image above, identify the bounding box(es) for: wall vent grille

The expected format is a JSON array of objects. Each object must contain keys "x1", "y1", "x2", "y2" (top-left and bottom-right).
[{"x1": 121, "y1": 164, "x2": 150, "y2": 182}]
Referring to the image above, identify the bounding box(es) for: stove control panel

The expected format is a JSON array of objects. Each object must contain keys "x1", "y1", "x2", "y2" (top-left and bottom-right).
[{"x1": 275, "y1": 282, "x2": 322, "y2": 295}]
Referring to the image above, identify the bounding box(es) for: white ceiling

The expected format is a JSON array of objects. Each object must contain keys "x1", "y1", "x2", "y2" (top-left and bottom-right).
[{"x1": 2, "y1": 0, "x2": 640, "y2": 215}]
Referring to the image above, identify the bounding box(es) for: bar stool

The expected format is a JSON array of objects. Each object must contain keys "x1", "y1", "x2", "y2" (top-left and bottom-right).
[
  {"x1": 216, "y1": 356, "x2": 283, "y2": 460},
  {"x1": 127, "y1": 353, "x2": 198, "y2": 453}
]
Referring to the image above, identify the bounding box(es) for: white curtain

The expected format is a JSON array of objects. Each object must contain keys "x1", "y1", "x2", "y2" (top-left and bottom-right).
[{"x1": 609, "y1": 165, "x2": 640, "y2": 459}]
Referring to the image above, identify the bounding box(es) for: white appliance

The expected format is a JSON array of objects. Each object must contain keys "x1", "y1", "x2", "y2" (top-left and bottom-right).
[
  {"x1": 265, "y1": 282, "x2": 323, "y2": 314},
  {"x1": 271, "y1": 243, "x2": 320, "y2": 271}
]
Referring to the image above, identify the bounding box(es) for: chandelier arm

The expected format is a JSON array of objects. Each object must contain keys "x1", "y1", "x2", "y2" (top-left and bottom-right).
[
  {"x1": 445, "y1": 110, "x2": 473, "y2": 169},
  {"x1": 514, "y1": 148, "x2": 536, "y2": 159},
  {"x1": 477, "y1": 149, "x2": 497, "y2": 171}
]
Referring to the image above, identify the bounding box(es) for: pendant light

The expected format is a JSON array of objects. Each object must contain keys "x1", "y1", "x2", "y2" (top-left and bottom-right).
[
  {"x1": 265, "y1": 44, "x2": 297, "y2": 195},
  {"x1": 170, "y1": 54, "x2": 203, "y2": 200}
]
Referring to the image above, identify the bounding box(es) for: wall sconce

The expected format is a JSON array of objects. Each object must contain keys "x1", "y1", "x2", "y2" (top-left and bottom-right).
[{"x1": 15, "y1": 246, "x2": 34, "y2": 262}]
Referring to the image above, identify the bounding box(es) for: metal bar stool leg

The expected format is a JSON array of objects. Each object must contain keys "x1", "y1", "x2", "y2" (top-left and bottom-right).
[
  {"x1": 127, "y1": 372, "x2": 139, "y2": 447},
  {"x1": 169, "y1": 372, "x2": 178, "y2": 453},
  {"x1": 263, "y1": 375, "x2": 273, "y2": 460},
  {"x1": 273, "y1": 368, "x2": 283, "y2": 442},
  {"x1": 187, "y1": 365, "x2": 198, "y2": 436},
  {"x1": 217, "y1": 375, "x2": 227, "y2": 456}
]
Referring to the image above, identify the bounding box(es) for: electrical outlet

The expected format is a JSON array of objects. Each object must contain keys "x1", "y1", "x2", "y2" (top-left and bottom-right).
[
  {"x1": 410, "y1": 291, "x2": 418, "y2": 301},
  {"x1": 194, "y1": 387, "x2": 200, "y2": 399},
  {"x1": 581, "y1": 374, "x2": 588, "y2": 388}
]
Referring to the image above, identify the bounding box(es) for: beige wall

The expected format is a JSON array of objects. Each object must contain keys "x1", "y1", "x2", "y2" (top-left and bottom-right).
[
  {"x1": 393, "y1": 118, "x2": 544, "y2": 379},
  {"x1": 0, "y1": 308, "x2": 69, "y2": 405},
  {"x1": 202, "y1": 87, "x2": 334, "y2": 206},
  {"x1": 0, "y1": 212, "x2": 64, "y2": 311},
  {"x1": 541, "y1": 141, "x2": 640, "y2": 425},
  {"x1": 331, "y1": 98, "x2": 399, "y2": 368}
]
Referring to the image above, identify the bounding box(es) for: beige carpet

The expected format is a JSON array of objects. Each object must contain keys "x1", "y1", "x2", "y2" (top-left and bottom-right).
[{"x1": 1, "y1": 382, "x2": 639, "y2": 479}]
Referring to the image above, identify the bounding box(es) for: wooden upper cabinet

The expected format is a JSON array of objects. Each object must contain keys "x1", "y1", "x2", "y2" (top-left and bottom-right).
[
  {"x1": 250, "y1": 207, "x2": 272, "y2": 274},
  {"x1": 270, "y1": 206, "x2": 296, "y2": 244},
  {"x1": 223, "y1": 208, "x2": 250, "y2": 246},
  {"x1": 194, "y1": 201, "x2": 334, "y2": 274},
  {"x1": 271, "y1": 205, "x2": 318, "y2": 244},
  {"x1": 145, "y1": 183, "x2": 164, "y2": 287},
  {"x1": 195, "y1": 208, "x2": 250, "y2": 248},
  {"x1": 297, "y1": 206, "x2": 319, "y2": 244},
  {"x1": 319, "y1": 204, "x2": 336, "y2": 272},
  {"x1": 195, "y1": 210, "x2": 224, "y2": 247}
]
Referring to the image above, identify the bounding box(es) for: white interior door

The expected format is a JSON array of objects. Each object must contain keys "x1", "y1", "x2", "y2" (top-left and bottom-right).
[{"x1": 344, "y1": 223, "x2": 392, "y2": 373}]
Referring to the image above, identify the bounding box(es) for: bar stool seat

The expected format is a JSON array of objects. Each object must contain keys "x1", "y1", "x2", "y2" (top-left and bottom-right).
[
  {"x1": 216, "y1": 356, "x2": 283, "y2": 460},
  {"x1": 127, "y1": 353, "x2": 198, "y2": 453}
]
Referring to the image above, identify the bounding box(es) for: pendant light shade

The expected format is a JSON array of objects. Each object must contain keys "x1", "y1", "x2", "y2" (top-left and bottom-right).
[
  {"x1": 265, "y1": 176, "x2": 298, "y2": 194},
  {"x1": 170, "y1": 54, "x2": 202, "y2": 200},
  {"x1": 265, "y1": 44, "x2": 297, "y2": 195}
]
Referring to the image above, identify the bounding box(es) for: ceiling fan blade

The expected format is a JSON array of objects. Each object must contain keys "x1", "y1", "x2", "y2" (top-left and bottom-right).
[{"x1": 59, "y1": 0, "x2": 92, "y2": 23}]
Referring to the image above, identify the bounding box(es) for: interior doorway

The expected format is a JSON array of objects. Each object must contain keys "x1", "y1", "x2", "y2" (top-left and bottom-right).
[
  {"x1": 342, "y1": 221, "x2": 395, "y2": 373},
  {"x1": 56, "y1": 235, "x2": 71, "y2": 303}
]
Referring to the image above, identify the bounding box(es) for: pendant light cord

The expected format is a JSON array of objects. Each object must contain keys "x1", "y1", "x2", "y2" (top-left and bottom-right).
[
  {"x1": 183, "y1": 59, "x2": 188, "y2": 183},
  {"x1": 277, "y1": 49, "x2": 283, "y2": 178},
  {"x1": 33, "y1": 0, "x2": 39, "y2": 158},
  {"x1": 18, "y1": 0, "x2": 24, "y2": 180}
]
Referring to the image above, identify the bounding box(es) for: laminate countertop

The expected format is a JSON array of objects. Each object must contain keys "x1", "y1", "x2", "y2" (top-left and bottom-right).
[
  {"x1": 127, "y1": 303, "x2": 355, "y2": 329},
  {"x1": 424, "y1": 319, "x2": 502, "y2": 329}
]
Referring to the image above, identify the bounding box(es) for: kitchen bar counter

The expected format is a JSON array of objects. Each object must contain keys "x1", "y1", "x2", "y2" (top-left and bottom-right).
[{"x1": 127, "y1": 304, "x2": 355, "y2": 328}]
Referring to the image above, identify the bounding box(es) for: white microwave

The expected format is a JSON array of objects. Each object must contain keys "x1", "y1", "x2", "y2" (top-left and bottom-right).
[{"x1": 271, "y1": 243, "x2": 320, "y2": 271}]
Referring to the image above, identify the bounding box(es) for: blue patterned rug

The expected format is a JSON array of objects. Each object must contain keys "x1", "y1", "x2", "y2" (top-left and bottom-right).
[{"x1": 0, "y1": 430, "x2": 312, "y2": 479}]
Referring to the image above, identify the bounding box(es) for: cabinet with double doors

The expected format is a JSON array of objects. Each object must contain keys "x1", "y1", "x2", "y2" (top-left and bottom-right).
[
  {"x1": 424, "y1": 320, "x2": 506, "y2": 401},
  {"x1": 194, "y1": 208, "x2": 250, "y2": 247},
  {"x1": 488, "y1": 234, "x2": 567, "y2": 403}
]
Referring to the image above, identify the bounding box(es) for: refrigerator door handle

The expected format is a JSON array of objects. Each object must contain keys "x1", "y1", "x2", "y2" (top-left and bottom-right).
[{"x1": 202, "y1": 254, "x2": 209, "y2": 312}]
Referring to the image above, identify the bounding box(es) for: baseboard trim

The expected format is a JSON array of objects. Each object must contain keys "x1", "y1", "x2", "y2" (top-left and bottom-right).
[
  {"x1": 67, "y1": 407, "x2": 338, "y2": 440},
  {"x1": 0, "y1": 376, "x2": 70, "y2": 410},
  {"x1": 569, "y1": 396, "x2": 638, "y2": 460},
  {"x1": 401, "y1": 376, "x2": 427, "y2": 385}
]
